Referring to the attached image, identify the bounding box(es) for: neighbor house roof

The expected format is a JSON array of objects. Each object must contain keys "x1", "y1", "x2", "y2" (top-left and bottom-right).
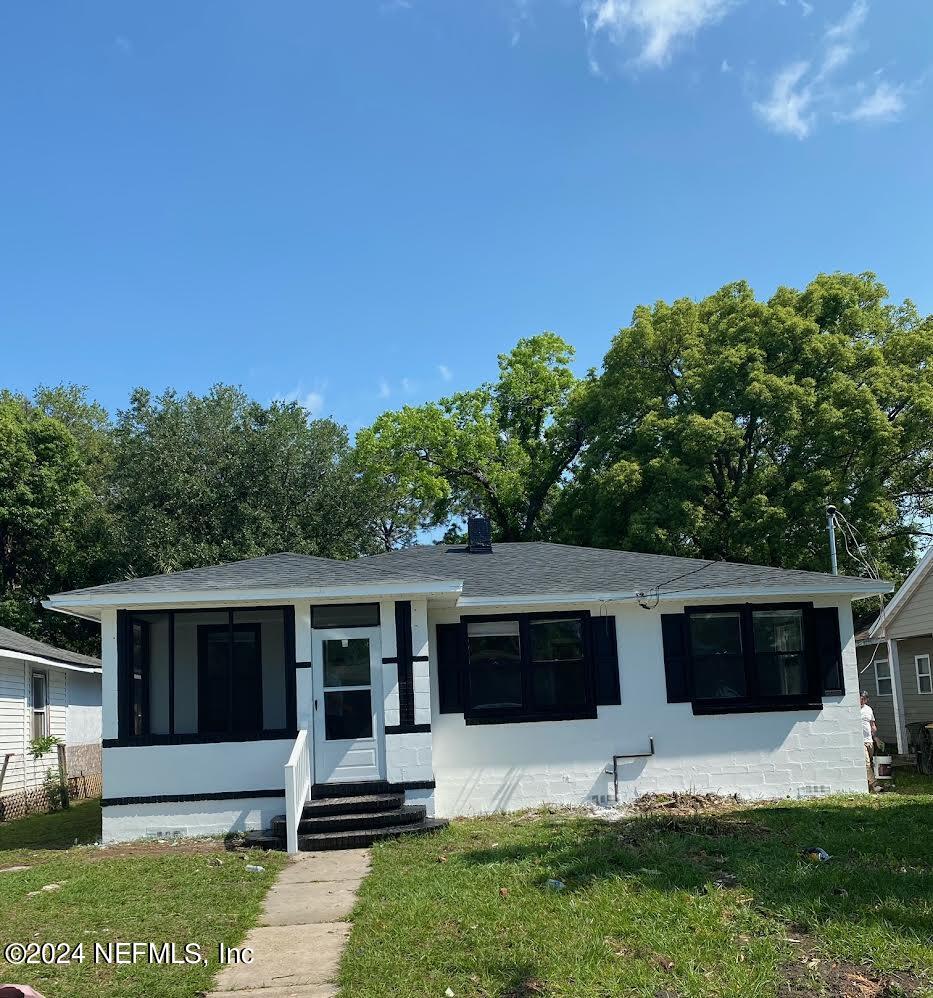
[
  {"x1": 0, "y1": 625, "x2": 101, "y2": 672},
  {"x1": 45, "y1": 542, "x2": 890, "y2": 616}
]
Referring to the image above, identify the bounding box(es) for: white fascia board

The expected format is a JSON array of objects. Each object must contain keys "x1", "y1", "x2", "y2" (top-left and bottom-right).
[
  {"x1": 456, "y1": 581, "x2": 892, "y2": 608},
  {"x1": 44, "y1": 580, "x2": 463, "y2": 614},
  {"x1": 867, "y1": 544, "x2": 933, "y2": 639},
  {"x1": 0, "y1": 647, "x2": 101, "y2": 674}
]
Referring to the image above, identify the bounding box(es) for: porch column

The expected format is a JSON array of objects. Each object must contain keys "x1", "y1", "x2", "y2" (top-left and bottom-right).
[
  {"x1": 100, "y1": 607, "x2": 119, "y2": 741},
  {"x1": 294, "y1": 604, "x2": 313, "y2": 733},
  {"x1": 885, "y1": 637, "x2": 908, "y2": 755},
  {"x1": 381, "y1": 599, "x2": 434, "y2": 800}
]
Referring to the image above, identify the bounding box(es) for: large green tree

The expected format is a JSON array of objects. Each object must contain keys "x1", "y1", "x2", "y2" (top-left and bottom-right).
[
  {"x1": 556, "y1": 272, "x2": 933, "y2": 579},
  {"x1": 0, "y1": 389, "x2": 108, "y2": 646},
  {"x1": 109, "y1": 385, "x2": 380, "y2": 575},
  {"x1": 356, "y1": 333, "x2": 589, "y2": 542}
]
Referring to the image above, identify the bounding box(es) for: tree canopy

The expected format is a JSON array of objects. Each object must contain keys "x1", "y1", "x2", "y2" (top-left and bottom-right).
[
  {"x1": 555, "y1": 272, "x2": 933, "y2": 578},
  {"x1": 356, "y1": 333, "x2": 589, "y2": 541}
]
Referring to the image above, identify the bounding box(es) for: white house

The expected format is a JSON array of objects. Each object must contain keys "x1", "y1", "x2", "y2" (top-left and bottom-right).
[
  {"x1": 0, "y1": 625, "x2": 102, "y2": 816},
  {"x1": 43, "y1": 519, "x2": 890, "y2": 851}
]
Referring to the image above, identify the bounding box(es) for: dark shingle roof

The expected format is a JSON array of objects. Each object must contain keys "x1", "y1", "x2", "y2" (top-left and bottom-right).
[
  {"x1": 361, "y1": 542, "x2": 886, "y2": 600},
  {"x1": 50, "y1": 551, "x2": 455, "y2": 598},
  {"x1": 48, "y1": 543, "x2": 886, "y2": 604},
  {"x1": 0, "y1": 625, "x2": 101, "y2": 670}
]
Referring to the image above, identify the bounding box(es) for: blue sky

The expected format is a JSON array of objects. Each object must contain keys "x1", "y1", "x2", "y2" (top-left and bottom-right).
[{"x1": 1, "y1": 1, "x2": 930, "y2": 433}]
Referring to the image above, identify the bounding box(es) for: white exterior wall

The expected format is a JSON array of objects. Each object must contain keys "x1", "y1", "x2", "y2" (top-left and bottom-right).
[
  {"x1": 103, "y1": 797, "x2": 285, "y2": 842},
  {"x1": 430, "y1": 595, "x2": 865, "y2": 817},
  {"x1": 66, "y1": 669, "x2": 102, "y2": 745}
]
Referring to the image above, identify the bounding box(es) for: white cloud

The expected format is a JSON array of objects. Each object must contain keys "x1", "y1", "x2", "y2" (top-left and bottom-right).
[
  {"x1": 720, "y1": 57, "x2": 731, "y2": 73},
  {"x1": 754, "y1": 1, "x2": 909, "y2": 138},
  {"x1": 401, "y1": 377, "x2": 415, "y2": 394},
  {"x1": 798, "y1": 0, "x2": 813, "y2": 16},
  {"x1": 438, "y1": 364, "x2": 453, "y2": 382},
  {"x1": 274, "y1": 385, "x2": 326, "y2": 417},
  {"x1": 582, "y1": 0, "x2": 736, "y2": 70},
  {"x1": 378, "y1": 378, "x2": 391, "y2": 399},
  {"x1": 754, "y1": 61, "x2": 814, "y2": 138},
  {"x1": 837, "y1": 79, "x2": 905, "y2": 122}
]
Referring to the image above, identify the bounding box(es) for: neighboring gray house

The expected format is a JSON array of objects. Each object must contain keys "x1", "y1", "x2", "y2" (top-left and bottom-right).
[
  {"x1": 0, "y1": 626, "x2": 102, "y2": 810},
  {"x1": 856, "y1": 546, "x2": 933, "y2": 753}
]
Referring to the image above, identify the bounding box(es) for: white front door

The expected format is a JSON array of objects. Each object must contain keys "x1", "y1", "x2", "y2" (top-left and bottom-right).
[{"x1": 312, "y1": 627, "x2": 385, "y2": 784}]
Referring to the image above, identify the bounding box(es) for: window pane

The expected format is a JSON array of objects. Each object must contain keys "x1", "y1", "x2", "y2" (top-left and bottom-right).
[
  {"x1": 875, "y1": 660, "x2": 891, "y2": 695},
  {"x1": 323, "y1": 639, "x2": 371, "y2": 687},
  {"x1": 230, "y1": 627, "x2": 262, "y2": 731},
  {"x1": 689, "y1": 613, "x2": 745, "y2": 699},
  {"x1": 32, "y1": 711, "x2": 46, "y2": 740},
  {"x1": 32, "y1": 674, "x2": 46, "y2": 708},
  {"x1": 532, "y1": 660, "x2": 588, "y2": 709},
  {"x1": 467, "y1": 623, "x2": 522, "y2": 711},
  {"x1": 201, "y1": 629, "x2": 231, "y2": 732},
  {"x1": 312, "y1": 603, "x2": 380, "y2": 628},
  {"x1": 324, "y1": 689, "x2": 373, "y2": 739},
  {"x1": 752, "y1": 610, "x2": 803, "y2": 653},
  {"x1": 530, "y1": 619, "x2": 584, "y2": 661}
]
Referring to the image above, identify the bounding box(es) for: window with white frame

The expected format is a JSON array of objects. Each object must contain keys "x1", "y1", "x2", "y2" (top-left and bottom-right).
[
  {"x1": 873, "y1": 658, "x2": 892, "y2": 697},
  {"x1": 31, "y1": 671, "x2": 48, "y2": 739},
  {"x1": 916, "y1": 654, "x2": 932, "y2": 695}
]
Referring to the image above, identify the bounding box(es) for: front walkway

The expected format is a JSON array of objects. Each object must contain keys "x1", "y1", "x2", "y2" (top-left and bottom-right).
[{"x1": 208, "y1": 848, "x2": 370, "y2": 998}]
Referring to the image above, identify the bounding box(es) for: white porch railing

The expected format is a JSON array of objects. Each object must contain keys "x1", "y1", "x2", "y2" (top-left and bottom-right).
[{"x1": 284, "y1": 729, "x2": 311, "y2": 854}]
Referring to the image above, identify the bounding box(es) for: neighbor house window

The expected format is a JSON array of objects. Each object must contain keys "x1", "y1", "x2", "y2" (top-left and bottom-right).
[
  {"x1": 464, "y1": 613, "x2": 593, "y2": 723},
  {"x1": 915, "y1": 654, "x2": 932, "y2": 695},
  {"x1": 31, "y1": 672, "x2": 48, "y2": 739},
  {"x1": 685, "y1": 604, "x2": 815, "y2": 709},
  {"x1": 874, "y1": 659, "x2": 892, "y2": 697}
]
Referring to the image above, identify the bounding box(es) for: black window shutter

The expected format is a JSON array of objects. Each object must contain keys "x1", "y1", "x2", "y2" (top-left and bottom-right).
[
  {"x1": 116, "y1": 609, "x2": 128, "y2": 739},
  {"x1": 813, "y1": 606, "x2": 844, "y2": 695},
  {"x1": 589, "y1": 615, "x2": 621, "y2": 705},
  {"x1": 661, "y1": 614, "x2": 691, "y2": 703},
  {"x1": 436, "y1": 622, "x2": 464, "y2": 713}
]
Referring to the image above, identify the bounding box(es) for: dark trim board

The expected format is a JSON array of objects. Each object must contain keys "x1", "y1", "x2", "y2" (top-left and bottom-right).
[
  {"x1": 295, "y1": 660, "x2": 313, "y2": 670},
  {"x1": 465, "y1": 708, "x2": 598, "y2": 726},
  {"x1": 102, "y1": 788, "x2": 286, "y2": 807},
  {"x1": 692, "y1": 701, "x2": 823, "y2": 716},
  {"x1": 384, "y1": 723, "x2": 431, "y2": 735},
  {"x1": 381, "y1": 656, "x2": 398, "y2": 665},
  {"x1": 412, "y1": 655, "x2": 430, "y2": 662},
  {"x1": 387, "y1": 780, "x2": 436, "y2": 792},
  {"x1": 103, "y1": 730, "x2": 297, "y2": 748},
  {"x1": 394, "y1": 601, "x2": 416, "y2": 727}
]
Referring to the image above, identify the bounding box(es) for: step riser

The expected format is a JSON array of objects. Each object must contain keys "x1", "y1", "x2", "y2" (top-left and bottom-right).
[
  {"x1": 303, "y1": 794, "x2": 404, "y2": 817},
  {"x1": 271, "y1": 805, "x2": 426, "y2": 836},
  {"x1": 310, "y1": 781, "x2": 390, "y2": 799},
  {"x1": 297, "y1": 820, "x2": 447, "y2": 851}
]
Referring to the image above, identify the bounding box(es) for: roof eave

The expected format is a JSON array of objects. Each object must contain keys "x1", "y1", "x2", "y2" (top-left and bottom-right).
[
  {"x1": 0, "y1": 647, "x2": 101, "y2": 674},
  {"x1": 44, "y1": 579, "x2": 464, "y2": 616},
  {"x1": 867, "y1": 545, "x2": 933, "y2": 640},
  {"x1": 457, "y1": 580, "x2": 892, "y2": 607}
]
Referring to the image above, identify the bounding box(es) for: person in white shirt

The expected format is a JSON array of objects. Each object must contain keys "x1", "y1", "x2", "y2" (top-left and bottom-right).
[{"x1": 861, "y1": 690, "x2": 878, "y2": 792}]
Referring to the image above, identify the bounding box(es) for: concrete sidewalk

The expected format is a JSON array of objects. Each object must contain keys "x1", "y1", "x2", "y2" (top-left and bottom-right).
[{"x1": 208, "y1": 848, "x2": 371, "y2": 998}]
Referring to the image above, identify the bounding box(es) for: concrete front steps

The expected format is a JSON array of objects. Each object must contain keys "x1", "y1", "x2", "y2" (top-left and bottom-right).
[{"x1": 247, "y1": 781, "x2": 448, "y2": 851}]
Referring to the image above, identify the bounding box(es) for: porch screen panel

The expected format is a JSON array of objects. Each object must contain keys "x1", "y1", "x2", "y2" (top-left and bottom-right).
[
  {"x1": 174, "y1": 611, "x2": 228, "y2": 735},
  {"x1": 233, "y1": 609, "x2": 287, "y2": 731}
]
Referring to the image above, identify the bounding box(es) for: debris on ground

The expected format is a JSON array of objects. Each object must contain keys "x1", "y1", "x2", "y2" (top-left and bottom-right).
[
  {"x1": 545, "y1": 878, "x2": 566, "y2": 891},
  {"x1": 632, "y1": 792, "x2": 743, "y2": 815},
  {"x1": 26, "y1": 883, "x2": 62, "y2": 897},
  {"x1": 244, "y1": 864, "x2": 265, "y2": 873},
  {"x1": 0, "y1": 865, "x2": 32, "y2": 873},
  {"x1": 802, "y1": 847, "x2": 831, "y2": 863}
]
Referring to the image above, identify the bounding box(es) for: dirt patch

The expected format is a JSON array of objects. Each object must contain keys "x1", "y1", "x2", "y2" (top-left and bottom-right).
[
  {"x1": 779, "y1": 936, "x2": 927, "y2": 997},
  {"x1": 73, "y1": 838, "x2": 227, "y2": 861},
  {"x1": 633, "y1": 792, "x2": 743, "y2": 815}
]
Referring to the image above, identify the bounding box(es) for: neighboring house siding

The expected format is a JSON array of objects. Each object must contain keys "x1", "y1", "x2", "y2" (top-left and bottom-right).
[
  {"x1": 857, "y1": 637, "x2": 933, "y2": 748},
  {"x1": 0, "y1": 658, "x2": 98, "y2": 799},
  {"x1": 430, "y1": 596, "x2": 865, "y2": 818},
  {"x1": 886, "y1": 574, "x2": 933, "y2": 639}
]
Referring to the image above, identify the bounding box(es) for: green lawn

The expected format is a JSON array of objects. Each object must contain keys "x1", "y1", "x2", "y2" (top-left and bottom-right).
[
  {"x1": 0, "y1": 800, "x2": 287, "y2": 998},
  {"x1": 340, "y1": 783, "x2": 933, "y2": 997}
]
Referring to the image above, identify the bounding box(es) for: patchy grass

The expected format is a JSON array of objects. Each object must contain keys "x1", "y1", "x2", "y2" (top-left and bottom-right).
[
  {"x1": 892, "y1": 766, "x2": 933, "y2": 796},
  {"x1": 340, "y1": 792, "x2": 933, "y2": 997},
  {"x1": 0, "y1": 800, "x2": 286, "y2": 998}
]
